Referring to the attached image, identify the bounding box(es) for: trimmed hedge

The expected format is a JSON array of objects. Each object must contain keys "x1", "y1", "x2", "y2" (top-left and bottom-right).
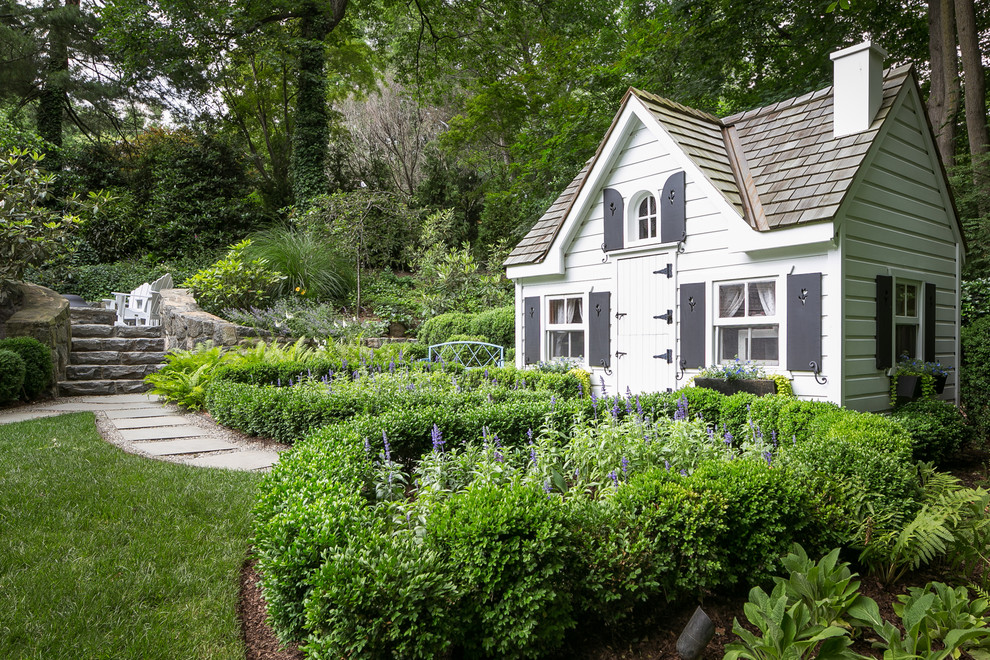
[
  {"x1": 0, "y1": 337, "x2": 53, "y2": 399},
  {"x1": 891, "y1": 398, "x2": 970, "y2": 464},
  {"x1": 0, "y1": 349, "x2": 26, "y2": 402}
]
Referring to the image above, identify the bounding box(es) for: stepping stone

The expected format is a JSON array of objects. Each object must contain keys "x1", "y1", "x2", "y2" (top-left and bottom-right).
[
  {"x1": 71, "y1": 394, "x2": 156, "y2": 404},
  {"x1": 0, "y1": 410, "x2": 64, "y2": 425},
  {"x1": 138, "y1": 438, "x2": 239, "y2": 456},
  {"x1": 186, "y1": 450, "x2": 279, "y2": 471},
  {"x1": 104, "y1": 407, "x2": 177, "y2": 419},
  {"x1": 119, "y1": 425, "x2": 205, "y2": 442},
  {"x1": 36, "y1": 401, "x2": 155, "y2": 412},
  {"x1": 112, "y1": 415, "x2": 188, "y2": 429}
]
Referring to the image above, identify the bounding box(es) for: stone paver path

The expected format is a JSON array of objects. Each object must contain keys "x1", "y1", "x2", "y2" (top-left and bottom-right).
[{"x1": 0, "y1": 394, "x2": 284, "y2": 472}]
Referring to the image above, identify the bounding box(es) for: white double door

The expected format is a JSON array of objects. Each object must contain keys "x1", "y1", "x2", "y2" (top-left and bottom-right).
[{"x1": 615, "y1": 253, "x2": 676, "y2": 395}]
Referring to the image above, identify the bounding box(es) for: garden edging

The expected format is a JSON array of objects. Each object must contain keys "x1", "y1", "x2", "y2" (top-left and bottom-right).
[{"x1": 160, "y1": 288, "x2": 269, "y2": 352}]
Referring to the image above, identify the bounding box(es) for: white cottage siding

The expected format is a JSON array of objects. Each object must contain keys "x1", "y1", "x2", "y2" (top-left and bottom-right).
[{"x1": 841, "y1": 91, "x2": 960, "y2": 411}]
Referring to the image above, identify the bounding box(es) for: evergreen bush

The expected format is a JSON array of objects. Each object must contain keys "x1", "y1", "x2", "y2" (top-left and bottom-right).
[
  {"x1": 469, "y1": 305, "x2": 514, "y2": 347},
  {"x1": 891, "y1": 398, "x2": 970, "y2": 464},
  {"x1": 0, "y1": 337, "x2": 52, "y2": 399},
  {"x1": 961, "y1": 315, "x2": 990, "y2": 440},
  {"x1": 417, "y1": 311, "x2": 473, "y2": 345},
  {"x1": 0, "y1": 349, "x2": 26, "y2": 402}
]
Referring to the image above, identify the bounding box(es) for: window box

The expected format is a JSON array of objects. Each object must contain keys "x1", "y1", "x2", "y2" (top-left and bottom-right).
[{"x1": 694, "y1": 378, "x2": 778, "y2": 397}]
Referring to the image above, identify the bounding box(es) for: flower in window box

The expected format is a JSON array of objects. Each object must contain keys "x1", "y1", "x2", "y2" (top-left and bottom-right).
[{"x1": 890, "y1": 354, "x2": 952, "y2": 406}]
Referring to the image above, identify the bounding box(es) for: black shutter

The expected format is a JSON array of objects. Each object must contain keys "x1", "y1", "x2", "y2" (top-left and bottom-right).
[
  {"x1": 660, "y1": 171, "x2": 686, "y2": 244},
  {"x1": 589, "y1": 291, "x2": 611, "y2": 369},
  {"x1": 924, "y1": 282, "x2": 936, "y2": 362},
  {"x1": 524, "y1": 296, "x2": 540, "y2": 365},
  {"x1": 679, "y1": 283, "x2": 706, "y2": 369},
  {"x1": 875, "y1": 275, "x2": 893, "y2": 370},
  {"x1": 603, "y1": 188, "x2": 624, "y2": 252},
  {"x1": 786, "y1": 273, "x2": 822, "y2": 371}
]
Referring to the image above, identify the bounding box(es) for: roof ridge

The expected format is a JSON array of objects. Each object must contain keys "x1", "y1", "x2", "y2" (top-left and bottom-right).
[{"x1": 630, "y1": 88, "x2": 724, "y2": 126}]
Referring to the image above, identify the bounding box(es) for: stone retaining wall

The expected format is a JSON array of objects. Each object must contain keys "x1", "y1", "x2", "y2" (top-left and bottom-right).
[
  {"x1": 2, "y1": 282, "x2": 70, "y2": 386},
  {"x1": 160, "y1": 288, "x2": 268, "y2": 352}
]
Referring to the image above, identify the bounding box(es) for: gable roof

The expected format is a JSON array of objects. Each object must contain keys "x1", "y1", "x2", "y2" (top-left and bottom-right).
[{"x1": 505, "y1": 63, "x2": 914, "y2": 267}]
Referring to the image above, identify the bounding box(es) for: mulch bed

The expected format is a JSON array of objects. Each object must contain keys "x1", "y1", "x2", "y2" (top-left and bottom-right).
[{"x1": 238, "y1": 446, "x2": 989, "y2": 660}]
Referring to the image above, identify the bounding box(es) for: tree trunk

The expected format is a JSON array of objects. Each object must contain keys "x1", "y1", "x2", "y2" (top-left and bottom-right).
[
  {"x1": 289, "y1": 0, "x2": 348, "y2": 205},
  {"x1": 37, "y1": 0, "x2": 80, "y2": 170},
  {"x1": 927, "y1": 0, "x2": 961, "y2": 169},
  {"x1": 954, "y1": 0, "x2": 988, "y2": 187}
]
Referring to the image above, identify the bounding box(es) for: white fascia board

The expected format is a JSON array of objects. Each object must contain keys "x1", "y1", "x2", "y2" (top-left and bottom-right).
[{"x1": 726, "y1": 219, "x2": 837, "y2": 254}]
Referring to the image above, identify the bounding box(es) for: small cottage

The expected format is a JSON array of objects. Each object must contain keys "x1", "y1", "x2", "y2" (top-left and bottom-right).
[{"x1": 505, "y1": 42, "x2": 963, "y2": 412}]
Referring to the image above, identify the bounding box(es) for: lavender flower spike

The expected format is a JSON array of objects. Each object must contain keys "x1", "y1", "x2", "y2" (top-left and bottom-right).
[
  {"x1": 608, "y1": 470, "x2": 619, "y2": 488},
  {"x1": 599, "y1": 375, "x2": 608, "y2": 398},
  {"x1": 621, "y1": 456, "x2": 629, "y2": 476},
  {"x1": 431, "y1": 424, "x2": 444, "y2": 452},
  {"x1": 382, "y1": 430, "x2": 391, "y2": 463}
]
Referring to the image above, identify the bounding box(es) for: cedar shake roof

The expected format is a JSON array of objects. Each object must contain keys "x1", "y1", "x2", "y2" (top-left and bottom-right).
[{"x1": 505, "y1": 63, "x2": 913, "y2": 267}]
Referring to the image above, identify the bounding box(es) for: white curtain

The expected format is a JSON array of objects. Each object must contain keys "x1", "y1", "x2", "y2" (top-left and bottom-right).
[
  {"x1": 754, "y1": 282, "x2": 775, "y2": 316},
  {"x1": 720, "y1": 285, "x2": 745, "y2": 318},
  {"x1": 567, "y1": 298, "x2": 583, "y2": 323}
]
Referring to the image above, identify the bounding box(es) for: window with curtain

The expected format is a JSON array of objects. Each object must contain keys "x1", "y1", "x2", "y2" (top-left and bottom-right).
[
  {"x1": 547, "y1": 296, "x2": 585, "y2": 359},
  {"x1": 715, "y1": 280, "x2": 778, "y2": 364}
]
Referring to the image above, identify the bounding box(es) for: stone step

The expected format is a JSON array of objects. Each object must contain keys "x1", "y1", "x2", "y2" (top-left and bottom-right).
[
  {"x1": 71, "y1": 324, "x2": 114, "y2": 338},
  {"x1": 72, "y1": 337, "x2": 165, "y2": 353},
  {"x1": 58, "y1": 379, "x2": 152, "y2": 396},
  {"x1": 65, "y1": 364, "x2": 161, "y2": 381},
  {"x1": 69, "y1": 307, "x2": 116, "y2": 325},
  {"x1": 114, "y1": 325, "x2": 163, "y2": 338},
  {"x1": 70, "y1": 351, "x2": 167, "y2": 366}
]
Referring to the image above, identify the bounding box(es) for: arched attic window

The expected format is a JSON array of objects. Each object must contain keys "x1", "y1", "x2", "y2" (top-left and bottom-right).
[{"x1": 633, "y1": 192, "x2": 657, "y2": 240}]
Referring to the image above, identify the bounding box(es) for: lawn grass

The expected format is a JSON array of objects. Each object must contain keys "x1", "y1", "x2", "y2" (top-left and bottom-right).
[{"x1": 0, "y1": 413, "x2": 261, "y2": 659}]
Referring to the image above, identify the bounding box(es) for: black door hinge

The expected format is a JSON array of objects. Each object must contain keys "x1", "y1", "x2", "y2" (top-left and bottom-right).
[
  {"x1": 653, "y1": 263, "x2": 673, "y2": 278},
  {"x1": 653, "y1": 349, "x2": 673, "y2": 363},
  {"x1": 653, "y1": 309, "x2": 673, "y2": 324}
]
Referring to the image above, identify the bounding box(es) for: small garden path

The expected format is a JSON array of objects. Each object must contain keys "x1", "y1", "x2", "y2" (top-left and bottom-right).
[{"x1": 0, "y1": 393, "x2": 287, "y2": 471}]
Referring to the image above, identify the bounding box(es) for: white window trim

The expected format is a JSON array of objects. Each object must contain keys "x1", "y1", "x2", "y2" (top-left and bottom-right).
[
  {"x1": 713, "y1": 277, "x2": 781, "y2": 366},
  {"x1": 546, "y1": 294, "x2": 587, "y2": 362},
  {"x1": 893, "y1": 279, "x2": 921, "y2": 361}
]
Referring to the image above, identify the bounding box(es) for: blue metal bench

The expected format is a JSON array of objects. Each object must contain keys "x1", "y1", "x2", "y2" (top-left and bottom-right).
[{"x1": 428, "y1": 341, "x2": 504, "y2": 369}]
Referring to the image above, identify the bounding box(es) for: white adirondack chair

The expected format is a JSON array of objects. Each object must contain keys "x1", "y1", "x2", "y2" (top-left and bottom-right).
[{"x1": 111, "y1": 273, "x2": 173, "y2": 326}]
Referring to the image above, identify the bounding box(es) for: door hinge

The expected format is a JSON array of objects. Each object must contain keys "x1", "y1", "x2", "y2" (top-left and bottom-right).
[
  {"x1": 653, "y1": 263, "x2": 673, "y2": 278},
  {"x1": 653, "y1": 349, "x2": 673, "y2": 363},
  {"x1": 653, "y1": 309, "x2": 673, "y2": 324}
]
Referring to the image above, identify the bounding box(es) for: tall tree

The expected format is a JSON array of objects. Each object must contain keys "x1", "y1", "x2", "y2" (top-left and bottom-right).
[
  {"x1": 928, "y1": 0, "x2": 961, "y2": 168},
  {"x1": 954, "y1": 0, "x2": 988, "y2": 175}
]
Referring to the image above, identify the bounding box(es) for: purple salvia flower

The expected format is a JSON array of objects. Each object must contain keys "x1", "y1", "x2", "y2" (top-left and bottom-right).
[
  {"x1": 521, "y1": 378, "x2": 526, "y2": 389},
  {"x1": 664, "y1": 460, "x2": 671, "y2": 471},
  {"x1": 771, "y1": 430, "x2": 778, "y2": 447},
  {"x1": 578, "y1": 382, "x2": 584, "y2": 398},
  {"x1": 574, "y1": 468, "x2": 579, "y2": 480},
  {"x1": 495, "y1": 450, "x2": 504, "y2": 463},
  {"x1": 550, "y1": 395, "x2": 556, "y2": 411},
  {"x1": 707, "y1": 426, "x2": 715, "y2": 442},
  {"x1": 353, "y1": 370, "x2": 360, "y2": 380},
  {"x1": 724, "y1": 431, "x2": 733, "y2": 448},
  {"x1": 621, "y1": 456, "x2": 629, "y2": 476},
  {"x1": 389, "y1": 360, "x2": 395, "y2": 374},
  {"x1": 674, "y1": 395, "x2": 689, "y2": 421},
  {"x1": 342, "y1": 357, "x2": 348, "y2": 370},
  {"x1": 680, "y1": 469, "x2": 688, "y2": 476},
  {"x1": 484, "y1": 368, "x2": 489, "y2": 379},
  {"x1": 599, "y1": 375, "x2": 608, "y2": 398},
  {"x1": 763, "y1": 451, "x2": 772, "y2": 467},
  {"x1": 636, "y1": 395, "x2": 643, "y2": 418},
  {"x1": 406, "y1": 383, "x2": 415, "y2": 391},
  {"x1": 625, "y1": 396, "x2": 633, "y2": 414},
  {"x1": 277, "y1": 377, "x2": 281, "y2": 387},
  {"x1": 363, "y1": 437, "x2": 371, "y2": 454},
  {"x1": 609, "y1": 470, "x2": 619, "y2": 488},
  {"x1": 543, "y1": 479, "x2": 553, "y2": 496},
  {"x1": 611, "y1": 398, "x2": 621, "y2": 419},
  {"x1": 431, "y1": 424, "x2": 444, "y2": 452},
  {"x1": 626, "y1": 386, "x2": 633, "y2": 398},
  {"x1": 382, "y1": 430, "x2": 391, "y2": 463}
]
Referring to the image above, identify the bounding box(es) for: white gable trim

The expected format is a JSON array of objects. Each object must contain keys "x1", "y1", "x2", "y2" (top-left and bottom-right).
[{"x1": 507, "y1": 94, "x2": 746, "y2": 280}]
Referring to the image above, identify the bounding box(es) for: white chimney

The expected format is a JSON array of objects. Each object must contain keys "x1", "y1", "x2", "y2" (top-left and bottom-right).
[{"x1": 829, "y1": 41, "x2": 887, "y2": 138}]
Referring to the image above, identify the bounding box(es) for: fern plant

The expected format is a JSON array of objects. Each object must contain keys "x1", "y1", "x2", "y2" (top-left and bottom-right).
[{"x1": 145, "y1": 342, "x2": 238, "y2": 410}]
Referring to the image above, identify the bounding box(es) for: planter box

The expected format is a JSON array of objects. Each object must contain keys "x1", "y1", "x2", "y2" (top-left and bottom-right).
[
  {"x1": 694, "y1": 378, "x2": 777, "y2": 397},
  {"x1": 893, "y1": 373, "x2": 948, "y2": 404}
]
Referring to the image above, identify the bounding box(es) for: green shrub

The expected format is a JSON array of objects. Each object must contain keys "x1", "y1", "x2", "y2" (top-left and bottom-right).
[
  {"x1": 637, "y1": 391, "x2": 680, "y2": 420},
  {"x1": 180, "y1": 239, "x2": 285, "y2": 315},
  {"x1": 78, "y1": 189, "x2": 147, "y2": 262},
  {"x1": 0, "y1": 337, "x2": 52, "y2": 399},
  {"x1": 417, "y1": 311, "x2": 474, "y2": 345},
  {"x1": 775, "y1": 398, "x2": 841, "y2": 444},
  {"x1": 469, "y1": 305, "x2": 514, "y2": 347},
  {"x1": 718, "y1": 392, "x2": 759, "y2": 443},
  {"x1": 747, "y1": 395, "x2": 792, "y2": 441},
  {"x1": 145, "y1": 343, "x2": 238, "y2": 410},
  {"x1": 425, "y1": 482, "x2": 579, "y2": 658},
  {"x1": 0, "y1": 349, "x2": 26, "y2": 402},
  {"x1": 303, "y1": 531, "x2": 457, "y2": 659},
  {"x1": 26, "y1": 254, "x2": 214, "y2": 302},
  {"x1": 679, "y1": 386, "x2": 725, "y2": 426},
  {"x1": 891, "y1": 399, "x2": 970, "y2": 464},
  {"x1": 684, "y1": 458, "x2": 826, "y2": 587},
  {"x1": 243, "y1": 227, "x2": 354, "y2": 302},
  {"x1": 962, "y1": 315, "x2": 990, "y2": 440}
]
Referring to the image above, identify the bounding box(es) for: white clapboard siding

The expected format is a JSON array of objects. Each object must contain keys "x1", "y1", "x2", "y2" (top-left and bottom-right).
[{"x1": 841, "y1": 89, "x2": 960, "y2": 411}]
